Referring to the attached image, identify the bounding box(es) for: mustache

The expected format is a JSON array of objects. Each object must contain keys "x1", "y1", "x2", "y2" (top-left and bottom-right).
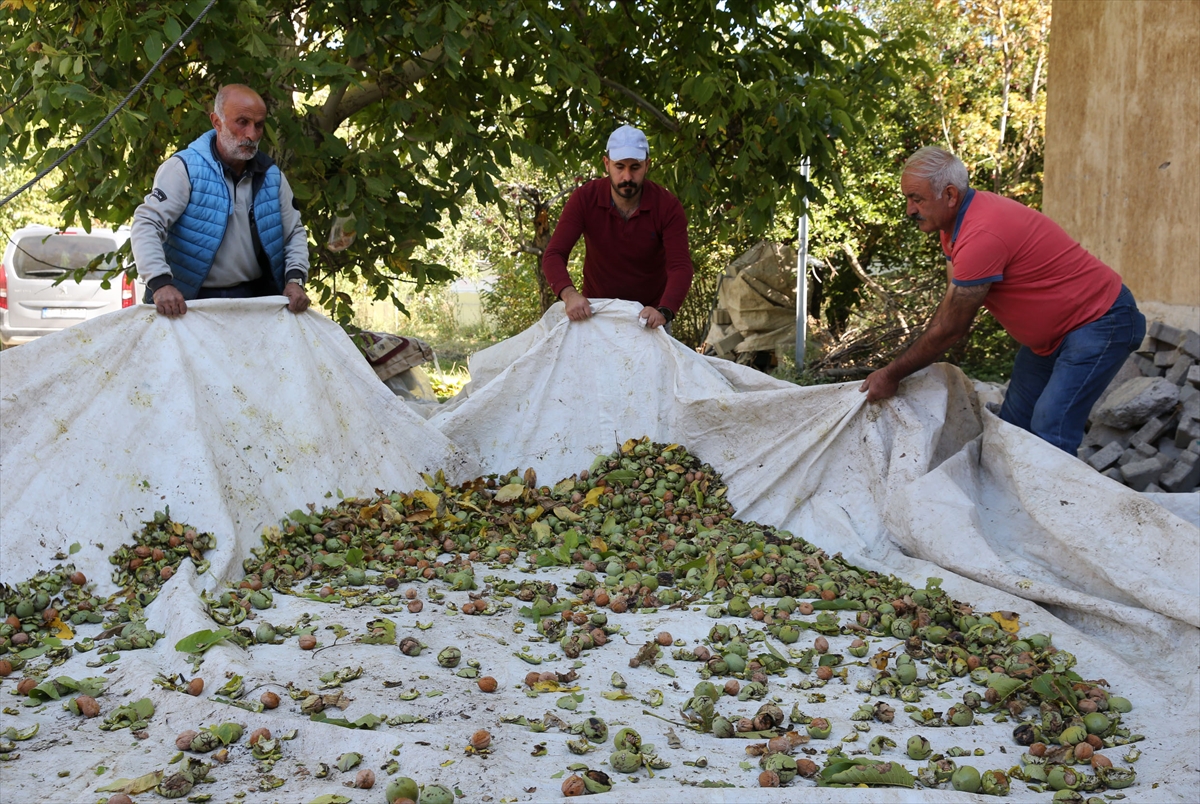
[
  {"x1": 618, "y1": 181, "x2": 638, "y2": 189},
  {"x1": 908, "y1": 212, "x2": 925, "y2": 222}
]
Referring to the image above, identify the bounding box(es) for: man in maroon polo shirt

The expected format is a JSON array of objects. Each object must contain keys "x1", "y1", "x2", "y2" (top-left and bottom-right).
[{"x1": 542, "y1": 125, "x2": 694, "y2": 329}]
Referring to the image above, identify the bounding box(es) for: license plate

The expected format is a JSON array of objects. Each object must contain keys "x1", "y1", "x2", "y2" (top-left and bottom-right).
[{"x1": 41, "y1": 308, "x2": 87, "y2": 319}]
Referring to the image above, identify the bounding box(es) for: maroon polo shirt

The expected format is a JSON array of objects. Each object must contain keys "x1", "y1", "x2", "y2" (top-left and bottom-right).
[{"x1": 542, "y1": 177, "x2": 694, "y2": 312}]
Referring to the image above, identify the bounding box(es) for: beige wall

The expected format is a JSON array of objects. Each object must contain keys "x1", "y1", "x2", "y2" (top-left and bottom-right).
[{"x1": 1043, "y1": 0, "x2": 1200, "y2": 313}]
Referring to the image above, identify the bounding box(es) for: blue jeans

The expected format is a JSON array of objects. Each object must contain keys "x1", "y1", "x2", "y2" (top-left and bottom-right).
[{"x1": 999, "y1": 285, "x2": 1146, "y2": 454}]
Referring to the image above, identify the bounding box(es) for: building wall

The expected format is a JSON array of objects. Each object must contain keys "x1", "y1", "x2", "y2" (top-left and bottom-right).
[{"x1": 1043, "y1": 0, "x2": 1200, "y2": 319}]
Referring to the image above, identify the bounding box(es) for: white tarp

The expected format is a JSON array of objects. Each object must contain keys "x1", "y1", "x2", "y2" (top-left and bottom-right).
[{"x1": 1, "y1": 299, "x2": 1197, "y2": 804}]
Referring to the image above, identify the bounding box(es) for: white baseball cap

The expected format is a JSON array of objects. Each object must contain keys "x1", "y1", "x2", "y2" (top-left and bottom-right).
[{"x1": 607, "y1": 125, "x2": 649, "y2": 161}]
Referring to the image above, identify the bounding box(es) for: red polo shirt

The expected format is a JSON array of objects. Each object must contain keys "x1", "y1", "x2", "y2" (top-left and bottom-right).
[
  {"x1": 945, "y1": 190, "x2": 1122, "y2": 356},
  {"x1": 542, "y1": 177, "x2": 694, "y2": 312}
]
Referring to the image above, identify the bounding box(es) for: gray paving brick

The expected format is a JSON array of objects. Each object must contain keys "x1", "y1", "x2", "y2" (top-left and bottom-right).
[
  {"x1": 1134, "y1": 440, "x2": 1158, "y2": 459},
  {"x1": 1180, "y1": 329, "x2": 1200, "y2": 360},
  {"x1": 1156, "y1": 437, "x2": 1182, "y2": 462},
  {"x1": 1166, "y1": 355, "x2": 1195, "y2": 385},
  {"x1": 1120, "y1": 456, "x2": 1166, "y2": 491},
  {"x1": 1176, "y1": 416, "x2": 1200, "y2": 450},
  {"x1": 1132, "y1": 354, "x2": 1160, "y2": 377},
  {"x1": 1087, "y1": 441, "x2": 1125, "y2": 471},
  {"x1": 1133, "y1": 414, "x2": 1175, "y2": 446},
  {"x1": 1117, "y1": 447, "x2": 1140, "y2": 467},
  {"x1": 1161, "y1": 453, "x2": 1200, "y2": 493},
  {"x1": 1149, "y1": 320, "x2": 1183, "y2": 347}
]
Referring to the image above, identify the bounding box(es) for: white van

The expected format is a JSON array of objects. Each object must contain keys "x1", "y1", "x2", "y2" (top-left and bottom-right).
[{"x1": 0, "y1": 225, "x2": 140, "y2": 346}]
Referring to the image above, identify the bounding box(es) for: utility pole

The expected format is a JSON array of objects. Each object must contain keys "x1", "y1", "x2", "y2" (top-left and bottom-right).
[{"x1": 795, "y1": 158, "x2": 811, "y2": 371}]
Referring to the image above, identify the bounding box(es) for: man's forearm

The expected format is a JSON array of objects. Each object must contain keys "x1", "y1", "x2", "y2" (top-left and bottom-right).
[
  {"x1": 881, "y1": 319, "x2": 968, "y2": 382},
  {"x1": 658, "y1": 202, "x2": 693, "y2": 311},
  {"x1": 542, "y1": 192, "x2": 584, "y2": 297},
  {"x1": 131, "y1": 158, "x2": 191, "y2": 284},
  {"x1": 279, "y1": 174, "x2": 310, "y2": 280}
]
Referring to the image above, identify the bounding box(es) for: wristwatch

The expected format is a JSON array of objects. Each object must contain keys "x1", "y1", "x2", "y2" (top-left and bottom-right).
[
  {"x1": 656, "y1": 306, "x2": 675, "y2": 323},
  {"x1": 286, "y1": 277, "x2": 304, "y2": 288}
]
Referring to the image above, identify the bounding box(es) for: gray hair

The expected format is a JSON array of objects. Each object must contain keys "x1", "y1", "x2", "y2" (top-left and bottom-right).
[
  {"x1": 903, "y1": 146, "x2": 969, "y2": 198},
  {"x1": 212, "y1": 84, "x2": 257, "y2": 121}
]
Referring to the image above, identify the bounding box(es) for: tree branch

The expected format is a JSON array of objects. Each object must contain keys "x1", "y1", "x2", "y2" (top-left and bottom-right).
[
  {"x1": 319, "y1": 83, "x2": 349, "y2": 133},
  {"x1": 598, "y1": 77, "x2": 679, "y2": 132},
  {"x1": 841, "y1": 243, "x2": 909, "y2": 334},
  {"x1": 316, "y1": 43, "x2": 448, "y2": 134}
]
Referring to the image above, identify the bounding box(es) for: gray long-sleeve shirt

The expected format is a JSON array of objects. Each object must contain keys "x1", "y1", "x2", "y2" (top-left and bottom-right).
[{"x1": 131, "y1": 152, "x2": 310, "y2": 289}]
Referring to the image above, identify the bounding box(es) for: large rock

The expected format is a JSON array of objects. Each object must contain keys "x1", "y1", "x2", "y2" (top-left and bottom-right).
[
  {"x1": 1091, "y1": 376, "x2": 1180, "y2": 429},
  {"x1": 1088, "y1": 353, "x2": 1145, "y2": 419}
]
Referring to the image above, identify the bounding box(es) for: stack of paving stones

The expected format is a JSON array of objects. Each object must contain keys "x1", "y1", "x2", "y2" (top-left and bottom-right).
[{"x1": 1077, "y1": 321, "x2": 1200, "y2": 493}]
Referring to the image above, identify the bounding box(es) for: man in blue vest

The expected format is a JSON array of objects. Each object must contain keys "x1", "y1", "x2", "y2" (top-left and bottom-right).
[{"x1": 131, "y1": 84, "x2": 310, "y2": 317}]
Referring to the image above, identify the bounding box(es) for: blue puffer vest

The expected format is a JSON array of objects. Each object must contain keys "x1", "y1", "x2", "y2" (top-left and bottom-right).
[{"x1": 155, "y1": 130, "x2": 286, "y2": 300}]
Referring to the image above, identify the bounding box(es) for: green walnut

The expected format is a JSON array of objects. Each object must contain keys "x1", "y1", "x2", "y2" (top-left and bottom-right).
[
  {"x1": 907, "y1": 735, "x2": 931, "y2": 760},
  {"x1": 583, "y1": 717, "x2": 608, "y2": 744},
  {"x1": 613, "y1": 727, "x2": 642, "y2": 752},
  {"x1": 1047, "y1": 765, "x2": 1080, "y2": 791},
  {"x1": 806, "y1": 717, "x2": 831, "y2": 740},
  {"x1": 1082, "y1": 712, "x2": 1110, "y2": 735},
  {"x1": 436, "y1": 646, "x2": 461, "y2": 668},
  {"x1": 1106, "y1": 696, "x2": 1132, "y2": 713},
  {"x1": 777, "y1": 625, "x2": 800, "y2": 644},
  {"x1": 712, "y1": 716, "x2": 735, "y2": 739},
  {"x1": 951, "y1": 765, "x2": 982, "y2": 793},
  {"x1": 947, "y1": 704, "x2": 974, "y2": 727},
  {"x1": 418, "y1": 783, "x2": 454, "y2": 804},
  {"x1": 723, "y1": 652, "x2": 747, "y2": 674},
  {"x1": 385, "y1": 777, "x2": 419, "y2": 803},
  {"x1": 981, "y1": 769, "x2": 1010, "y2": 796},
  {"x1": 610, "y1": 749, "x2": 642, "y2": 774},
  {"x1": 1058, "y1": 725, "x2": 1087, "y2": 746},
  {"x1": 582, "y1": 769, "x2": 612, "y2": 794},
  {"x1": 761, "y1": 753, "x2": 798, "y2": 784},
  {"x1": 895, "y1": 662, "x2": 918, "y2": 685},
  {"x1": 1096, "y1": 767, "x2": 1135, "y2": 790}
]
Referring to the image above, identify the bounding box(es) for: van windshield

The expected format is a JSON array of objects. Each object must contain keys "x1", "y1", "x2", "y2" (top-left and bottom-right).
[{"x1": 11, "y1": 234, "x2": 119, "y2": 280}]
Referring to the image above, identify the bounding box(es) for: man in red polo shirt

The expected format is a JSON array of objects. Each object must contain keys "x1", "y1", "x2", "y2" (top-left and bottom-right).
[
  {"x1": 542, "y1": 125, "x2": 694, "y2": 329},
  {"x1": 860, "y1": 146, "x2": 1146, "y2": 454}
]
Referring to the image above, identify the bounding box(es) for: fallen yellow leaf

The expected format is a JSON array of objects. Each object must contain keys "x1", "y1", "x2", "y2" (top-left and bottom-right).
[
  {"x1": 553, "y1": 506, "x2": 581, "y2": 522},
  {"x1": 990, "y1": 611, "x2": 1021, "y2": 634},
  {"x1": 494, "y1": 484, "x2": 525, "y2": 504},
  {"x1": 413, "y1": 490, "x2": 440, "y2": 510}
]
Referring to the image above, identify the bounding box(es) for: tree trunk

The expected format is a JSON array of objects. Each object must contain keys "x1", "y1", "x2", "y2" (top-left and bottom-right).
[{"x1": 532, "y1": 204, "x2": 557, "y2": 312}]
